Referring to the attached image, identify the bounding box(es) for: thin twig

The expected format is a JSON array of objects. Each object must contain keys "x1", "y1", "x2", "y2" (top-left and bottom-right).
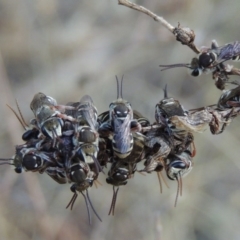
[
  {"x1": 118, "y1": 0, "x2": 200, "y2": 53},
  {"x1": 118, "y1": 0, "x2": 174, "y2": 31}
]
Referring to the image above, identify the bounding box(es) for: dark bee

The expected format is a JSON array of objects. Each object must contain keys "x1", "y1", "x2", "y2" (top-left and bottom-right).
[
  {"x1": 148, "y1": 86, "x2": 197, "y2": 195},
  {"x1": 217, "y1": 85, "x2": 240, "y2": 109},
  {"x1": 0, "y1": 143, "x2": 55, "y2": 174},
  {"x1": 105, "y1": 110, "x2": 149, "y2": 216},
  {"x1": 160, "y1": 40, "x2": 240, "y2": 76},
  {"x1": 99, "y1": 76, "x2": 142, "y2": 159},
  {"x1": 75, "y1": 125, "x2": 102, "y2": 174},
  {"x1": 165, "y1": 146, "x2": 193, "y2": 207},
  {"x1": 155, "y1": 85, "x2": 186, "y2": 129},
  {"x1": 207, "y1": 85, "x2": 240, "y2": 134},
  {"x1": 154, "y1": 85, "x2": 194, "y2": 154},
  {"x1": 160, "y1": 40, "x2": 240, "y2": 89},
  {"x1": 106, "y1": 161, "x2": 136, "y2": 216},
  {"x1": 66, "y1": 159, "x2": 102, "y2": 224},
  {"x1": 65, "y1": 96, "x2": 102, "y2": 174},
  {"x1": 30, "y1": 92, "x2": 76, "y2": 139}
]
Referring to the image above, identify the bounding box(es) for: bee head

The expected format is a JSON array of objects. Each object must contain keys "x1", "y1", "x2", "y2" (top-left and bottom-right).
[
  {"x1": 198, "y1": 52, "x2": 217, "y2": 68},
  {"x1": 22, "y1": 154, "x2": 43, "y2": 172},
  {"x1": 190, "y1": 67, "x2": 203, "y2": 76},
  {"x1": 41, "y1": 117, "x2": 63, "y2": 138}
]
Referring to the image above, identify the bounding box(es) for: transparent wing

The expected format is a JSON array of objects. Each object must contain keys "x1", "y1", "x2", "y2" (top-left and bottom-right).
[
  {"x1": 113, "y1": 114, "x2": 132, "y2": 154},
  {"x1": 217, "y1": 41, "x2": 240, "y2": 61}
]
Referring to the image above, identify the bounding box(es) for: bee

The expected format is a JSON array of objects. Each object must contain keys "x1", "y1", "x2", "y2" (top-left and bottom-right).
[
  {"x1": 139, "y1": 129, "x2": 171, "y2": 193},
  {"x1": 0, "y1": 143, "x2": 55, "y2": 174},
  {"x1": 65, "y1": 96, "x2": 102, "y2": 174},
  {"x1": 102, "y1": 109, "x2": 149, "y2": 216},
  {"x1": 154, "y1": 85, "x2": 196, "y2": 154},
  {"x1": 106, "y1": 161, "x2": 136, "y2": 216},
  {"x1": 155, "y1": 85, "x2": 187, "y2": 133},
  {"x1": 99, "y1": 76, "x2": 142, "y2": 159},
  {"x1": 217, "y1": 84, "x2": 240, "y2": 109},
  {"x1": 74, "y1": 125, "x2": 102, "y2": 174},
  {"x1": 30, "y1": 92, "x2": 76, "y2": 140},
  {"x1": 206, "y1": 85, "x2": 240, "y2": 134},
  {"x1": 66, "y1": 159, "x2": 102, "y2": 224},
  {"x1": 106, "y1": 113, "x2": 149, "y2": 215},
  {"x1": 159, "y1": 40, "x2": 240, "y2": 89},
  {"x1": 183, "y1": 85, "x2": 240, "y2": 135},
  {"x1": 165, "y1": 146, "x2": 193, "y2": 207}
]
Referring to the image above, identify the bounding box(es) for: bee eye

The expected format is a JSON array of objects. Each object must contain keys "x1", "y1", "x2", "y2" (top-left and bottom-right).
[
  {"x1": 191, "y1": 68, "x2": 202, "y2": 77},
  {"x1": 209, "y1": 52, "x2": 216, "y2": 63},
  {"x1": 15, "y1": 167, "x2": 22, "y2": 174}
]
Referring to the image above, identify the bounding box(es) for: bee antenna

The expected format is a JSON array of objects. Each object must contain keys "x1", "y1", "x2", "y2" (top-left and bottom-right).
[
  {"x1": 108, "y1": 186, "x2": 119, "y2": 216},
  {"x1": 0, "y1": 158, "x2": 14, "y2": 166},
  {"x1": 163, "y1": 84, "x2": 168, "y2": 98},
  {"x1": 120, "y1": 75, "x2": 124, "y2": 99},
  {"x1": 6, "y1": 103, "x2": 27, "y2": 130},
  {"x1": 159, "y1": 63, "x2": 191, "y2": 71},
  {"x1": 0, "y1": 158, "x2": 13, "y2": 161},
  {"x1": 15, "y1": 99, "x2": 29, "y2": 128},
  {"x1": 174, "y1": 173, "x2": 183, "y2": 207},
  {"x1": 0, "y1": 162, "x2": 13, "y2": 166},
  {"x1": 86, "y1": 189, "x2": 102, "y2": 222},
  {"x1": 81, "y1": 191, "x2": 92, "y2": 225},
  {"x1": 115, "y1": 75, "x2": 120, "y2": 99},
  {"x1": 91, "y1": 155, "x2": 105, "y2": 174},
  {"x1": 66, "y1": 191, "x2": 78, "y2": 210}
]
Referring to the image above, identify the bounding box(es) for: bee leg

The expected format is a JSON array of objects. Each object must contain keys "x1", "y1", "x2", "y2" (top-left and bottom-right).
[
  {"x1": 92, "y1": 155, "x2": 105, "y2": 174},
  {"x1": 98, "y1": 122, "x2": 113, "y2": 137},
  {"x1": 174, "y1": 173, "x2": 182, "y2": 207},
  {"x1": 86, "y1": 189, "x2": 102, "y2": 222},
  {"x1": 190, "y1": 141, "x2": 196, "y2": 157},
  {"x1": 209, "y1": 112, "x2": 221, "y2": 134},
  {"x1": 108, "y1": 186, "x2": 119, "y2": 216},
  {"x1": 56, "y1": 112, "x2": 77, "y2": 122},
  {"x1": 219, "y1": 107, "x2": 235, "y2": 134},
  {"x1": 66, "y1": 191, "x2": 78, "y2": 210},
  {"x1": 226, "y1": 101, "x2": 240, "y2": 107},
  {"x1": 130, "y1": 120, "x2": 142, "y2": 132}
]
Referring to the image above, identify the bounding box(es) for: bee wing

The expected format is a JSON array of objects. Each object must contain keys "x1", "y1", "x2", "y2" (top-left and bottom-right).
[
  {"x1": 30, "y1": 92, "x2": 57, "y2": 116},
  {"x1": 46, "y1": 167, "x2": 67, "y2": 184},
  {"x1": 78, "y1": 95, "x2": 99, "y2": 130},
  {"x1": 133, "y1": 110, "x2": 150, "y2": 127},
  {"x1": 217, "y1": 41, "x2": 240, "y2": 61},
  {"x1": 113, "y1": 114, "x2": 132, "y2": 154},
  {"x1": 65, "y1": 102, "x2": 79, "y2": 117},
  {"x1": 80, "y1": 95, "x2": 93, "y2": 104},
  {"x1": 98, "y1": 110, "x2": 109, "y2": 124}
]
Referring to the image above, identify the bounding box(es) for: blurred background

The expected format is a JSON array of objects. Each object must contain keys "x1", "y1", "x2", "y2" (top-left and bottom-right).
[{"x1": 0, "y1": 0, "x2": 240, "y2": 239}]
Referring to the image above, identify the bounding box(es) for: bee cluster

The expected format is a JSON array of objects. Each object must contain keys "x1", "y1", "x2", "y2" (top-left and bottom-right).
[{"x1": 1, "y1": 76, "x2": 240, "y2": 224}]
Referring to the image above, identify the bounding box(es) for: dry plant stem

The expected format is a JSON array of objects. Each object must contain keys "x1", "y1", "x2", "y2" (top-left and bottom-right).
[
  {"x1": 118, "y1": 0, "x2": 174, "y2": 32},
  {"x1": 118, "y1": 0, "x2": 200, "y2": 54}
]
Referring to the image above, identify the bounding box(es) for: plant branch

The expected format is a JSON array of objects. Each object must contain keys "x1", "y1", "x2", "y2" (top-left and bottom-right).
[{"x1": 118, "y1": 0, "x2": 200, "y2": 54}]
